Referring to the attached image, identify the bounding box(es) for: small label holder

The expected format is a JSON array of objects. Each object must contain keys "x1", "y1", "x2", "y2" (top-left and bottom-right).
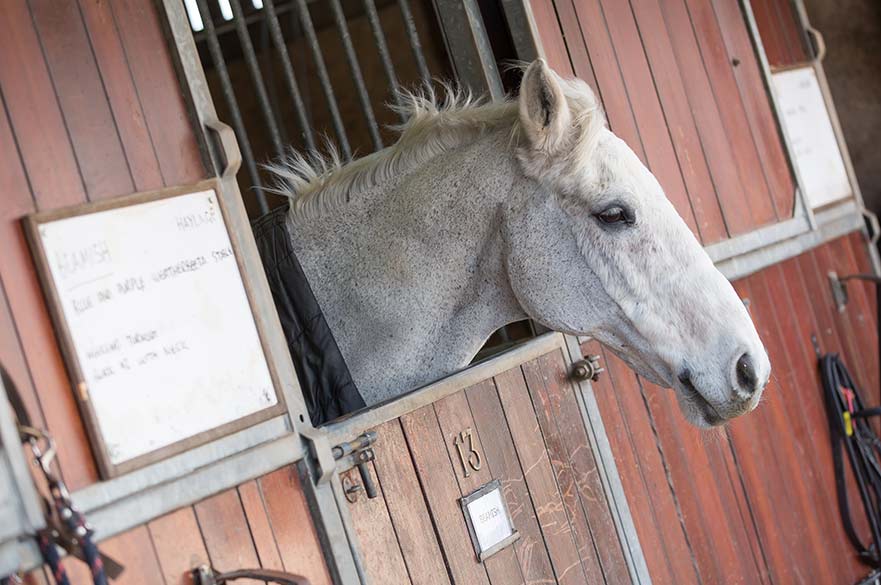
[{"x1": 459, "y1": 479, "x2": 520, "y2": 562}]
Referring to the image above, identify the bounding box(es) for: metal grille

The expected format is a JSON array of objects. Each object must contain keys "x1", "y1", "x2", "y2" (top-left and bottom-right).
[
  {"x1": 182, "y1": 0, "x2": 451, "y2": 216},
  {"x1": 183, "y1": 0, "x2": 534, "y2": 353}
]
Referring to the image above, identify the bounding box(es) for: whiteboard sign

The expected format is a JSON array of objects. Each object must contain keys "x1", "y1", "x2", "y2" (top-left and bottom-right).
[
  {"x1": 772, "y1": 66, "x2": 852, "y2": 208},
  {"x1": 26, "y1": 182, "x2": 282, "y2": 477},
  {"x1": 460, "y1": 480, "x2": 519, "y2": 561}
]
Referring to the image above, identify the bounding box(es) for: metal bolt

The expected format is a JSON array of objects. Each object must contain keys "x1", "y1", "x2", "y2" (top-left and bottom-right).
[{"x1": 571, "y1": 354, "x2": 604, "y2": 382}]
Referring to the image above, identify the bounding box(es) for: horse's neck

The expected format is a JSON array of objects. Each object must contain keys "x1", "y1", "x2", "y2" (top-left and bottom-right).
[{"x1": 288, "y1": 129, "x2": 528, "y2": 405}]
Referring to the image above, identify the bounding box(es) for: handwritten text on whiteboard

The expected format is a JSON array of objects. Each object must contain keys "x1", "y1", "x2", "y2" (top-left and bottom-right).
[{"x1": 37, "y1": 189, "x2": 276, "y2": 465}]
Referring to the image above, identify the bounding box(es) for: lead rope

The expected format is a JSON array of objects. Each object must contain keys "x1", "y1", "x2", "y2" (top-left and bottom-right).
[
  {"x1": 37, "y1": 533, "x2": 70, "y2": 585},
  {"x1": 42, "y1": 459, "x2": 106, "y2": 585}
]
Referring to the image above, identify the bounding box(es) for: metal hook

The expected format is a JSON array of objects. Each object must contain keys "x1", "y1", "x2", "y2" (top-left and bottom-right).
[
  {"x1": 20, "y1": 424, "x2": 69, "y2": 505},
  {"x1": 828, "y1": 271, "x2": 881, "y2": 313},
  {"x1": 25, "y1": 430, "x2": 58, "y2": 477}
]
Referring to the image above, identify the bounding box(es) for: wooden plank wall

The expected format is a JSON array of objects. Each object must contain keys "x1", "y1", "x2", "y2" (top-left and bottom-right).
[
  {"x1": 0, "y1": 0, "x2": 809, "y2": 489},
  {"x1": 588, "y1": 232, "x2": 880, "y2": 584},
  {"x1": 530, "y1": 0, "x2": 797, "y2": 242},
  {"x1": 344, "y1": 347, "x2": 634, "y2": 585},
  {"x1": 0, "y1": 0, "x2": 205, "y2": 492},
  {"x1": 0, "y1": 3, "x2": 336, "y2": 584},
  {"x1": 1, "y1": 0, "x2": 872, "y2": 583},
  {"x1": 532, "y1": 2, "x2": 878, "y2": 580},
  {"x1": 751, "y1": 0, "x2": 810, "y2": 67},
  {"x1": 50, "y1": 464, "x2": 330, "y2": 585}
]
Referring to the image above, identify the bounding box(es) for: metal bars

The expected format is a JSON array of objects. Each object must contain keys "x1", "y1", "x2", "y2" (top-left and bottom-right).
[
  {"x1": 294, "y1": 0, "x2": 352, "y2": 158},
  {"x1": 430, "y1": 0, "x2": 504, "y2": 100},
  {"x1": 230, "y1": 0, "x2": 285, "y2": 157},
  {"x1": 329, "y1": 0, "x2": 383, "y2": 150},
  {"x1": 363, "y1": 0, "x2": 402, "y2": 113},
  {"x1": 194, "y1": 0, "x2": 268, "y2": 213},
  {"x1": 183, "y1": 1, "x2": 505, "y2": 217},
  {"x1": 398, "y1": 0, "x2": 432, "y2": 84},
  {"x1": 264, "y1": 0, "x2": 316, "y2": 151}
]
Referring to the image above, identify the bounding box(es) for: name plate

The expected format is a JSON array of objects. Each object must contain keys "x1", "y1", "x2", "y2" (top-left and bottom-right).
[{"x1": 460, "y1": 480, "x2": 519, "y2": 561}]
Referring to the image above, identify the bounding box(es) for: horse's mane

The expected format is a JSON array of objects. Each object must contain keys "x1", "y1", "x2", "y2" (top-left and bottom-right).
[{"x1": 267, "y1": 78, "x2": 602, "y2": 220}]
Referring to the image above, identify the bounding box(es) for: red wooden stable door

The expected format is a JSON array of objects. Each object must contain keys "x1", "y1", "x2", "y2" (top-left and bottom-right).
[{"x1": 335, "y1": 337, "x2": 640, "y2": 584}]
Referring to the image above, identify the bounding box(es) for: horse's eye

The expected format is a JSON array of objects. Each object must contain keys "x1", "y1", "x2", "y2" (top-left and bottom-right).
[{"x1": 595, "y1": 206, "x2": 632, "y2": 225}]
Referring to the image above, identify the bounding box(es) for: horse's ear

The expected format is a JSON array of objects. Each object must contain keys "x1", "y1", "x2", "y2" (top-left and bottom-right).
[{"x1": 518, "y1": 59, "x2": 572, "y2": 154}]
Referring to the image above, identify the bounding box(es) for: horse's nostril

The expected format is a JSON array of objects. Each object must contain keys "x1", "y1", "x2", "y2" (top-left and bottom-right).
[{"x1": 736, "y1": 353, "x2": 758, "y2": 395}]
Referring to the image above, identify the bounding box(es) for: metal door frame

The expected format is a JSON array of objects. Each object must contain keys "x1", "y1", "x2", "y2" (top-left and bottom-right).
[
  {"x1": 156, "y1": 2, "x2": 363, "y2": 581},
  {"x1": 0, "y1": 374, "x2": 46, "y2": 574}
]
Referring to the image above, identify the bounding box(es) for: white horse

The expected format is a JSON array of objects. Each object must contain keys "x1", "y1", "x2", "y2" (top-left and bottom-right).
[{"x1": 270, "y1": 59, "x2": 770, "y2": 427}]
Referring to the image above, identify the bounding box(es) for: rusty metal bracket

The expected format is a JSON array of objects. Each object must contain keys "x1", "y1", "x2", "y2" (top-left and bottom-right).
[
  {"x1": 204, "y1": 119, "x2": 241, "y2": 179},
  {"x1": 341, "y1": 473, "x2": 363, "y2": 503},
  {"x1": 333, "y1": 431, "x2": 379, "y2": 501},
  {"x1": 805, "y1": 25, "x2": 826, "y2": 63},
  {"x1": 829, "y1": 271, "x2": 849, "y2": 313},
  {"x1": 829, "y1": 271, "x2": 881, "y2": 313},
  {"x1": 301, "y1": 429, "x2": 380, "y2": 499}
]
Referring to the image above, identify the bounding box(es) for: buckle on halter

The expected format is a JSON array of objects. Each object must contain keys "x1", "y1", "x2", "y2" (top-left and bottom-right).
[{"x1": 19, "y1": 423, "x2": 125, "y2": 579}]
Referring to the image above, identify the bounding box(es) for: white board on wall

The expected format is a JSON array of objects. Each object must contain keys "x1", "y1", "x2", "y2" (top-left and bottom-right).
[
  {"x1": 772, "y1": 66, "x2": 852, "y2": 209},
  {"x1": 26, "y1": 182, "x2": 283, "y2": 477}
]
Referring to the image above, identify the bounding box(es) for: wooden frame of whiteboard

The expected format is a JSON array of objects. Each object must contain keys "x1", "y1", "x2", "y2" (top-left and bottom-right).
[{"x1": 22, "y1": 178, "x2": 287, "y2": 479}]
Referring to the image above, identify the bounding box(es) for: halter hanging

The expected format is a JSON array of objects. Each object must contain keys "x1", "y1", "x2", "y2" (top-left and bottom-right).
[{"x1": 0, "y1": 367, "x2": 120, "y2": 585}]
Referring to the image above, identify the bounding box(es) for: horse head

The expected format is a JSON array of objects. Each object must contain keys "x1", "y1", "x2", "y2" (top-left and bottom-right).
[{"x1": 505, "y1": 59, "x2": 770, "y2": 426}]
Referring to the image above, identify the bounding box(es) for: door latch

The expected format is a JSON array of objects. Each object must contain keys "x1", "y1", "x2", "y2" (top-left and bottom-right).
[{"x1": 334, "y1": 431, "x2": 378, "y2": 502}]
